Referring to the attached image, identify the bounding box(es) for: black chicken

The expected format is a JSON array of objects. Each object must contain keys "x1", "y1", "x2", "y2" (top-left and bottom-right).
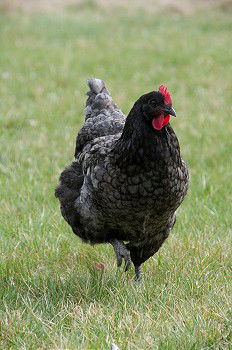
[{"x1": 55, "y1": 79, "x2": 189, "y2": 280}]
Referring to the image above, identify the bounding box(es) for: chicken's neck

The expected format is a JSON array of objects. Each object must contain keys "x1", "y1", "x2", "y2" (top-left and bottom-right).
[{"x1": 114, "y1": 104, "x2": 181, "y2": 170}]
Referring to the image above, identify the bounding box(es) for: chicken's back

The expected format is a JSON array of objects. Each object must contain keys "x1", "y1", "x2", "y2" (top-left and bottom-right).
[
  {"x1": 56, "y1": 79, "x2": 125, "y2": 241},
  {"x1": 75, "y1": 79, "x2": 125, "y2": 157}
]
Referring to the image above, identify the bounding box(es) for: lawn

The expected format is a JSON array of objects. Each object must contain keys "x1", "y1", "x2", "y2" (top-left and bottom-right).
[{"x1": 0, "y1": 3, "x2": 231, "y2": 349}]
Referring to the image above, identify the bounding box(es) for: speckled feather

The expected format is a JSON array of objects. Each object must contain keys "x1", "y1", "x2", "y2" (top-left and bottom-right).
[{"x1": 55, "y1": 79, "x2": 189, "y2": 267}]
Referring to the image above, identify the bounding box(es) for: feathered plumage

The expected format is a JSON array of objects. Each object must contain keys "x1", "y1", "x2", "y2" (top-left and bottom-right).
[{"x1": 55, "y1": 79, "x2": 189, "y2": 280}]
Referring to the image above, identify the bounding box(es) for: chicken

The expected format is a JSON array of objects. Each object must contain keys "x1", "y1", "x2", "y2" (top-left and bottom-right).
[{"x1": 55, "y1": 79, "x2": 189, "y2": 280}]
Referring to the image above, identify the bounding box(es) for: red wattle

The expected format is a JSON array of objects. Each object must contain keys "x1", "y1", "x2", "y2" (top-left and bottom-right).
[
  {"x1": 162, "y1": 115, "x2": 170, "y2": 126},
  {"x1": 152, "y1": 115, "x2": 170, "y2": 130},
  {"x1": 152, "y1": 116, "x2": 164, "y2": 130}
]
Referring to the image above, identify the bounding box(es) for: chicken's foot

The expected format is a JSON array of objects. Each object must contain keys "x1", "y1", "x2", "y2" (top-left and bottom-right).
[{"x1": 110, "y1": 239, "x2": 131, "y2": 272}]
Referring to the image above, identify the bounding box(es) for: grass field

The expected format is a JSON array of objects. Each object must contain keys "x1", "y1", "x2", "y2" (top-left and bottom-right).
[{"x1": 0, "y1": 3, "x2": 232, "y2": 349}]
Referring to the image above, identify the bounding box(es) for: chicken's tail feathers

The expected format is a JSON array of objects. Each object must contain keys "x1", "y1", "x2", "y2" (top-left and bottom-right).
[
  {"x1": 85, "y1": 78, "x2": 118, "y2": 120},
  {"x1": 87, "y1": 78, "x2": 109, "y2": 96}
]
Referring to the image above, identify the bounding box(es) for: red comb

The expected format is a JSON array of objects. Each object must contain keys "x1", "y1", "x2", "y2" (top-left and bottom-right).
[{"x1": 158, "y1": 85, "x2": 172, "y2": 105}]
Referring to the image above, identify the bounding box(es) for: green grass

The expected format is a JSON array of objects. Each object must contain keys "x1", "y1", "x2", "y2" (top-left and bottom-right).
[{"x1": 0, "y1": 6, "x2": 232, "y2": 349}]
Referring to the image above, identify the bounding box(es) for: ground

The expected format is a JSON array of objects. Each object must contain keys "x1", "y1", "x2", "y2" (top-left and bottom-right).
[{"x1": 0, "y1": 1, "x2": 231, "y2": 349}]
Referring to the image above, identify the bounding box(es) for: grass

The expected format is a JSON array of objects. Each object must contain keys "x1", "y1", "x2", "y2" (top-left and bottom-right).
[{"x1": 0, "y1": 5, "x2": 232, "y2": 349}]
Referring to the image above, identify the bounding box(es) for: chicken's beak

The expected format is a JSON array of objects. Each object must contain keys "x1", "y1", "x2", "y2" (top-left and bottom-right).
[{"x1": 163, "y1": 106, "x2": 176, "y2": 117}]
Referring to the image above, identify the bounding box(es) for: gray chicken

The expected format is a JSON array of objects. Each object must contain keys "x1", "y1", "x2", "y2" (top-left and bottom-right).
[{"x1": 55, "y1": 79, "x2": 189, "y2": 280}]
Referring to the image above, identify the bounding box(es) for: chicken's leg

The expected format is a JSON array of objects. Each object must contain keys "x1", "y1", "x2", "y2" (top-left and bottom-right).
[
  {"x1": 134, "y1": 265, "x2": 141, "y2": 282},
  {"x1": 110, "y1": 239, "x2": 131, "y2": 271}
]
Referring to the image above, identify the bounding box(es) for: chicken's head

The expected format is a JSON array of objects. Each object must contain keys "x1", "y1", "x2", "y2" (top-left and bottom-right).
[{"x1": 140, "y1": 85, "x2": 176, "y2": 131}]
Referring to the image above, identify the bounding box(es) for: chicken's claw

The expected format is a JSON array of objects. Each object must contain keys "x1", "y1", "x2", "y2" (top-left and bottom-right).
[{"x1": 110, "y1": 239, "x2": 131, "y2": 272}]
